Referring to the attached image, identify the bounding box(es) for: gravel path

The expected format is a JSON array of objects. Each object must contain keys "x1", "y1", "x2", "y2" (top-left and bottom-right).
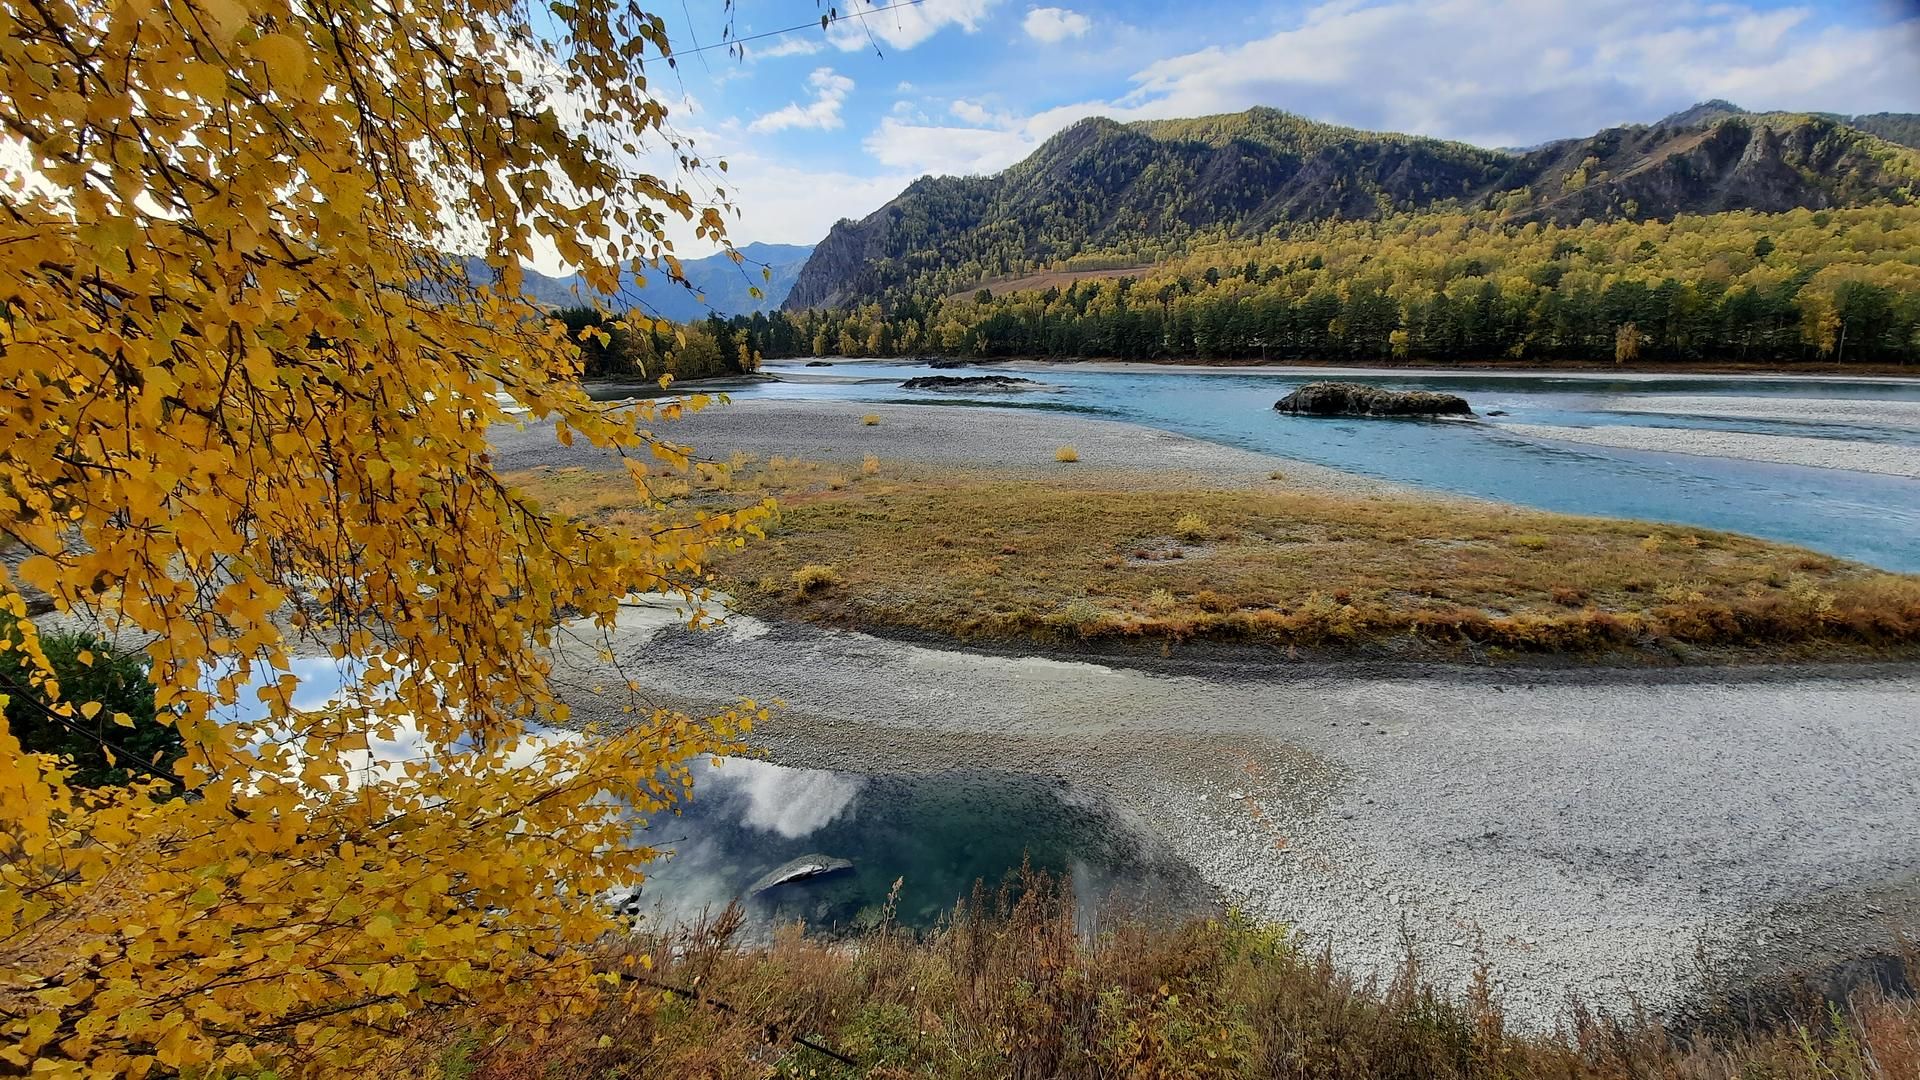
[
  {"x1": 554, "y1": 601, "x2": 1920, "y2": 1026},
  {"x1": 1497, "y1": 422, "x2": 1920, "y2": 478}
]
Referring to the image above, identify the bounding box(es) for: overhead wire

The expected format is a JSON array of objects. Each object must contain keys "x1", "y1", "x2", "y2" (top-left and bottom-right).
[{"x1": 672, "y1": 0, "x2": 931, "y2": 57}]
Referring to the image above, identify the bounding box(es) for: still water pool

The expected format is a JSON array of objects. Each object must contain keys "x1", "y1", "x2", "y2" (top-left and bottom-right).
[
  {"x1": 736, "y1": 361, "x2": 1920, "y2": 572},
  {"x1": 624, "y1": 758, "x2": 1206, "y2": 935}
]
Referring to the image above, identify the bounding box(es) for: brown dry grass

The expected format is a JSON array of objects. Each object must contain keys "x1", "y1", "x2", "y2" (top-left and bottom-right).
[
  {"x1": 512, "y1": 460, "x2": 1920, "y2": 660},
  {"x1": 391, "y1": 870, "x2": 1920, "y2": 1080}
]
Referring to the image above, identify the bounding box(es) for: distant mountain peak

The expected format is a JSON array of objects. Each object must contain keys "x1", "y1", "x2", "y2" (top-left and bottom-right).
[{"x1": 1661, "y1": 100, "x2": 1749, "y2": 128}]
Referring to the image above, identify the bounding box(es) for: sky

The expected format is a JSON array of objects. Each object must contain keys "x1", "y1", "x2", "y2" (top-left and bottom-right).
[{"x1": 630, "y1": 0, "x2": 1920, "y2": 255}]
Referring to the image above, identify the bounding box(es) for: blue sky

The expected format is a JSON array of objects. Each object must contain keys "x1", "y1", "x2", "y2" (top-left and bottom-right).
[{"x1": 633, "y1": 0, "x2": 1920, "y2": 252}]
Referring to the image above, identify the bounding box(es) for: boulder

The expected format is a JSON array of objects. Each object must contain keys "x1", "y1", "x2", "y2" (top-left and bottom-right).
[
  {"x1": 1274, "y1": 381, "x2": 1473, "y2": 418},
  {"x1": 900, "y1": 375, "x2": 1038, "y2": 391},
  {"x1": 804, "y1": 360, "x2": 832, "y2": 367},
  {"x1": 748, "y1": 854, "x2": 854, "y2": 895}
]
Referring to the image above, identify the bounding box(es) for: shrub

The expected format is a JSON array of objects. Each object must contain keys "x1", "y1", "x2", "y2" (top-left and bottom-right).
[
  {"x1": 1174, "y1": 512, "x2": 1210, "y2": 542},
  {"x1": 1510, "y1": 534, "x2": 1550, "y2": 551},
  {"x1": 1144, "y1": 588, "x2": 1178, "y2": 615},
  {"x1": 1194, "y1": 590, "x2": 1237, "y2": 613},
  {"x1": 791, "y1": 564, "x2": 839, "y2": 593},
  {"x1": 1, "y1": 618, "x2": 175, "y2": 787},
  {"x1": 861, "y1": 414, "x2": 881, "y2": 426},
  {"x1": 861, "y1": 454, "x2": 880, "y2": 475},
  {"x1": 1054, "y1": 445, "x2": 1079, "y2": 462},
  {"x1": 1058, "y1": 598, "x2": 1102, "y2": 631}
]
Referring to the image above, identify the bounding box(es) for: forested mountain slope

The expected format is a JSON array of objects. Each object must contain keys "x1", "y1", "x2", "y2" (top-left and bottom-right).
[
  {"x1": 783, "y1": 106, "x2": 1920, "y2": 311},
  {"x1": 741, "y1": 206, "x2": 1920, "y2": 366}
]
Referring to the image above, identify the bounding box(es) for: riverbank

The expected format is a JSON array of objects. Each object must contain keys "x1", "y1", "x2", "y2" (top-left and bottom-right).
[
  {"x1": 548, "y1": 599, "x2": 1920, "y2": 1026},
  {"x1": 506, "y1": 398, "x2": 1920, "y2": 1021},
  {"x1": 497, "y1": 396, "x2": 1402, "y2": 496},
  {"x1": 506, "y1": 401, "x2": 1920, "y2": 663}
]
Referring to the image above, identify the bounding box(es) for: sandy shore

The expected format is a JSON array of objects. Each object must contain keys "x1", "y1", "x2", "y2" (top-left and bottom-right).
[
  {"x1": 494, "y1": 396, "x2": 1409, "y2": 496},
  {"x1": 1600, "y1": 395, "x2": 1920, "y2": 429},
  {"x1": 1496, "y1": 422, "x2": 1920, "y2": 478}
]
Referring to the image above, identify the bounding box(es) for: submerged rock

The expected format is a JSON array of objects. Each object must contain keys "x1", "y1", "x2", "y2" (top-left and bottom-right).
[
  {"x1": 926, "y1": 357, "x2": 971, "y2": 369},
  {"x1": 747, "y1": 854, "x2": 854, "y2": 895},
  {"x1": 1274, "y1": 381, "x2": 1474, "y2": 417},
  {"x1": 804, "y1": 360, "x2": 833, "y2": 367},
  {"x1": 901, "y1": 374, "x2": 1038, "y2": 391}
]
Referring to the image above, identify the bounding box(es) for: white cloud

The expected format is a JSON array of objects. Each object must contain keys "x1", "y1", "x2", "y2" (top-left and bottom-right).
[
  {"x1": 746, "y1": 35, "x2": 827, "y2": 60},
  {"x1": 1023, "y1": 6, "x2": 1091, "y2": 43},
  {"x1": 827, "y1": 0, "x2": 999, "y2": 52},
  {"x1": 849, "y1": 0, "x2": 1920, "y2": 187},
  {"x1": 863, "y1": 116, "x2": 1037, "y2": 176},
  {"x1": 747, "y1": 67, "x2": 855, "y2": 133},
  {"x1": 1111, "y1": 0, "x2": 1920, "y2": 148},
  {"x1": 949, "y1": 98, "x2": 1019, "y2": 127}
]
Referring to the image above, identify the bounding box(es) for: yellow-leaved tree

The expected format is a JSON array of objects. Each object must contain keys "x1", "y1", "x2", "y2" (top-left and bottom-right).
[{"x1": 0, "y1": 0, "x2": 773, "y2": 1074}]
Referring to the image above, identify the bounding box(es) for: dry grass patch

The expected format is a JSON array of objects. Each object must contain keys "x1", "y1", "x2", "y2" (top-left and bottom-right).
[
  {"x1": 514, "y1": 462, "x2": 1920, "y2": 658},
  {"x1": 395, "y1": 871, "x2": 1920, "y2": 1080}
]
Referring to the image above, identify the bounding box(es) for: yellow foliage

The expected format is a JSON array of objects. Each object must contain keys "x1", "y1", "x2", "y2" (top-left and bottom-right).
[
  {"x1": 862, "y1": 413, "x2": 882, "y2": 426},
  {"x1": 792, "y1": 564, "x2": 840, "y2": 593},
  {"x1": 1055, "y1": 445, "x2": 1080, "y2": 462},
  {"x1": 0, "y1": 1, "x2": 774, "y2": 1075}
]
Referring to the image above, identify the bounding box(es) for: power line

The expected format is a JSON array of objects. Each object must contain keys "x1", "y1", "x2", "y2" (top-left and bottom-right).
[{"x1": 673, "y1": 0, "x2": 930, "y2": 57}]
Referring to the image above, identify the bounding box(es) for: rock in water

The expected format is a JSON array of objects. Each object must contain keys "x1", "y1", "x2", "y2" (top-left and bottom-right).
[
  {"x1": 1274, "y1": 381, "x2": 1473, "y2": 417},
  {"x1": 900, "y1": 374, "x2": 1038, "y2": 391},
  {"x1": 747, "y1": 854, "x2": 854, "y2": 895}
]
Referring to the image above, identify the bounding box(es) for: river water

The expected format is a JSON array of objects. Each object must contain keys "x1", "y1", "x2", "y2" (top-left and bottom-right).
[{"x1": 739, "y1": 360, "x2": 1920, "y2": 572}]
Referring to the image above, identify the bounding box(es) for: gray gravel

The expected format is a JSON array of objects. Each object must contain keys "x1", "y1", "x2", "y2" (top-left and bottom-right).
[
  {"x1": 491, "y1": 396, "x2": 1407, "y2": 496},
  {"x1": 553, "y1": 600, "x2": 1920, "y2": 1026}
]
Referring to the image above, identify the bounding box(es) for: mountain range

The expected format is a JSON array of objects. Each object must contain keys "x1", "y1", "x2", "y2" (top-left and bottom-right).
[
  {"x1": 472, "y1": 241, "x2": 814, "y2": 321},
  {"x1": 782, "y1": 103, "x2": 1920, "y2": 311}
]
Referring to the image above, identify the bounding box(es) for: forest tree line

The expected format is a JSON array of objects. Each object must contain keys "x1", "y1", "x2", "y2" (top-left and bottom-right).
[
  {"x1": 732, "y1": 207, "x2": 1920, "y2": 366},
  {"x1": 557, "y1": 307, "x2": 765, "y2": 379}
]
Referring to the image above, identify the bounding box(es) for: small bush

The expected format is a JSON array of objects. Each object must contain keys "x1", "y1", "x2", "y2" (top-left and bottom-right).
[
  {"x1": 861, "y1": 453, "x2": 880, "y2": 475},
  {"x1": 1, "y1": 617, "x2": 174, "y2": 787},
  {"x1": 861, "y1": 414, "x2": 880, "y2": 426},
  {"x1": 1058, "y1": 598, "x2": 1102, "y2": 631},
  {"x1": 1144, "y1": 588, "x2": 1178, "y2": 615},
  {"x1": 1510, "y1": 534, "x2": 1550, "y2": 551},
  {"x1": 1194, "y1": 590, "x2": 1237, "y2": 613},
  {"x1": 1054, "y1": 445, "x2": 1079, "y2": 462},
  {"x1": 1174, "y1": 512, "x2": 1210, "y2": 542},
  {"x1": 792, "y1": 564, "x2": 839, "y2": 593}
]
